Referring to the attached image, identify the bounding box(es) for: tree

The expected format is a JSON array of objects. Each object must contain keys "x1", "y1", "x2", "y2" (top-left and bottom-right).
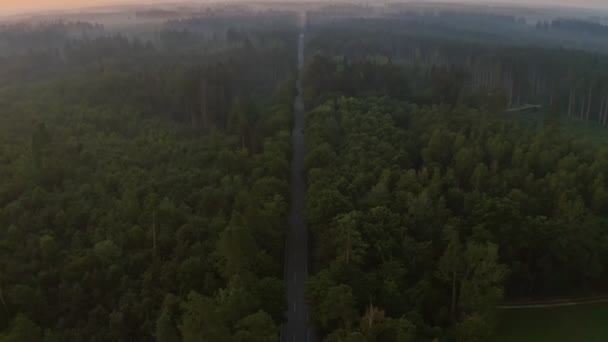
[
  {"x1": 216, "y1": 212, "x2": 258, "y2": 279},
  {"x1": 324, "y1": 329, "x2": 366, "y2": 342},
  {"x1": 253, "y1": 277, "x2": 286, "y2": 323},
  {"x1": 215, "y1": 281, "x2": 259, "y2": 327},
  {"x1": 1, "y1": 314, "x2": 42, "y2": 342},
  {"x1": 332, "y1": 211, "x2": 368, "y2": 265},
  {"x1": 438, "y1": 227, "x2": 507, "y2": 321},
  {"x1": 380, "y1": 317, "x2": 416, "y2": 342},
  {"x1": 179, "y1": 292, "x2": 230, "y2": 342},
  {"x1": 321, "y1": 284, "x2": 357, "y2": 330},
  {"x1": 155, "y1": 294, "x2": 181, "y2": 342},
  {"x1": 31, "y1": 123, "x2": 51, "y2": 170},
  {"x1": 94, "y1": 240, "x2": 121, "y2": 264},
  {"x1": 366, "y1": 170, "x2": 392, "y2": 206},
  {"x1": 307, "y1": 188, "x2": 351, "y2": 226},
  {"x1": 459, "y1": 241, "x2": 508, "y2": 315},
  {"x1": 360, "y1": 304, "x2": 386, "y2": 340},
  {"x1": 233, "y1": 311, "x2": 277, "y2": 342},
  {"x1": 437, "y1": 227, "x2": 463, "y2": 318},
  {"x1": 120, "y1": 187, "x2": 140, "y2": 223},
  {"x1": 39, "y1": 235, "x2": 58, "y2": 264}
]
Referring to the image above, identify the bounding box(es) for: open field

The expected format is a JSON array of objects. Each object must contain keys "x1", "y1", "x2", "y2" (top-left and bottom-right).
[{"x1": 494, "y1": 303, "x2": 608, "y2": 342}]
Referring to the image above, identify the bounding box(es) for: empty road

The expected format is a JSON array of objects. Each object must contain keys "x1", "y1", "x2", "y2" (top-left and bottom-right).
[{"x1": 282, "y1": 30, "x2": 312, "y2": 342}]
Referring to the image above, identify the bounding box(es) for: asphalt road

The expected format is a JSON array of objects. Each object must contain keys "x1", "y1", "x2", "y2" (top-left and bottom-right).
[{"x1": 282, "y1": 31, "x2": 313, "y2": 342}]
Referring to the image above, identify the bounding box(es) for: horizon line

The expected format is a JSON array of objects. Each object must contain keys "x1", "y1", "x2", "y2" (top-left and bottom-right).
[{"x1": 1, "y1": 0, "x2": 606, "y2": 20}]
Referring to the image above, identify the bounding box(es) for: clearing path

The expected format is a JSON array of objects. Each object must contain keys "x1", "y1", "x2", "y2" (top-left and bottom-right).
[
  {"x1": 282, "y1": 30, "x2": 313, "y2": 342},
  {"x1": 498, "y1": 296, "x2": 608, "y2": 309}
]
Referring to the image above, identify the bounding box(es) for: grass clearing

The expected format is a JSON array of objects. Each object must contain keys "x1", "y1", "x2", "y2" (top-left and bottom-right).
[{"x1": 493, "y1": 303, "x2": 608, "y2": 342}]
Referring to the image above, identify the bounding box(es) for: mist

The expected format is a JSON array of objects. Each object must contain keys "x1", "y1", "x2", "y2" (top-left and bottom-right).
[
  {"x1": 2, "y1": 0, "x2": 608, "y2": 17},
  {"x1": 3, "y1": 0, "x2": 608, "y2": 341}
]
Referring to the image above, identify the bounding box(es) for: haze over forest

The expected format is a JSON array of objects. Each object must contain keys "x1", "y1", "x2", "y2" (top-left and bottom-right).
[
  {"x1": 2, "y1": 0, "x2": 608, "y2": 16},
  {"x1": 4, "y1": 0, "x2": 608, "y2": 341}
]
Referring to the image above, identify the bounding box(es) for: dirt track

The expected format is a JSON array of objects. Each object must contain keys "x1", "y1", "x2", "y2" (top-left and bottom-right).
[{"x1": 498, "y1": 296, "x2": 608, "y2": 309}]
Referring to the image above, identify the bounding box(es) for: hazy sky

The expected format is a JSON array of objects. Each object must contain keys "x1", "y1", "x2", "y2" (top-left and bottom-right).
[
  {"x1": 1, "y1": 0, "x2": 140, "y2": 15},
  {"x1": 1, "y1": 0, "x2": 607, "y2": 16}
]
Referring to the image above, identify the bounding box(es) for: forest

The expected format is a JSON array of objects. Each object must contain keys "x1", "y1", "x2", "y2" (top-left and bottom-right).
[
  {"x1": 306, "y1": 16, "x2": 608, "y2": 127},
  {"x1": 302, "y1": 13, "x2": 608, "y2": 341},
  {"x1": 0, "y1": 10, "x2": 297, "y2": 341},
  {"x1": 2, "y1": 2, "x2": 608, "y2": 341}
]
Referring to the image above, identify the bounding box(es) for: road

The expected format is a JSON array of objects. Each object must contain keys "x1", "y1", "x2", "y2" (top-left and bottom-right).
[{"x1": 282, "y1": 31, "x2": 312, "y2": 342}]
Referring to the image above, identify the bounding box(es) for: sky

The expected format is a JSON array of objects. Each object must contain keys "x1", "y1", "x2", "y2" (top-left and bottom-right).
[
  {"x1": 1, "y1": 0, "x2": 607, "y2": 16},
  {"x1": 0, "y1": 0, "x2": 142, "y2": 15}
]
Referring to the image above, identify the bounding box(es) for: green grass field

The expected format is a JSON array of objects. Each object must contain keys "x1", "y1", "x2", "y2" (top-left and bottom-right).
[{"x1": 493, "y1": 303, "x2": 608, "y2": 342}]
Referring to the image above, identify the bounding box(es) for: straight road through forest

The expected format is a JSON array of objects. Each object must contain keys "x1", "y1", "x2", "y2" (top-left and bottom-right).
[{"x1": 282, "y1": 30, "x2": 312, "y2": 342}]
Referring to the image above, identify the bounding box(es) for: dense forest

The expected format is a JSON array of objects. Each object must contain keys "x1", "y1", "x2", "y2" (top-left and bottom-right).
[
  {"x1": 0, "y1": 13, "x2": 297, "y2": 341},
  {"x1": 2, "y1": 2, "x2": 608, "y2": 341},
  {"x1": 302, "y1": 38, "x2": 608, "y2": 341}
]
